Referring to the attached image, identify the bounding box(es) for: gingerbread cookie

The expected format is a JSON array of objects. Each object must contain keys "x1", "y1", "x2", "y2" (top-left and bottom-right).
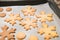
[
  {"x1": 0, "y1": 25, "x2": 16, "y2": 40},
  {"x1": 21, "y1": 6, "x2": 36, "y2": 16},
  {"x1": 5, "y1": 13, "x2": 22, "y2": 26},
  {"x1": 20, "y1": 17, "x2": 37, "y2": 30},
  {"x1": 0, "y1": 13, "x2": 6, "y2": 17},
  {"x1": 35, "y1": 11, "x2": 53, "y2": 23},
  {"x1": 0, "y1": 8, "x2": 3, "y2": 12},
  {"x1": 29, "y1": 35, "x2": 38, "y2": 40},
  {"x1": 16, "y1": 32, "x2": 26, "y2": 40},
  {"x1": 38, "y1": 23, "x2": 58, "y2": 40},
  {"x1": 6, "y1": 7, "x2": 12, "y2": 12}
]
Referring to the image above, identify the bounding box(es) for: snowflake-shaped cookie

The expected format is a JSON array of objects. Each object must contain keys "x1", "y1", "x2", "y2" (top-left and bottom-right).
[
  {"x1": 38, "y1": 23, "x2": 58, "y2": 40},
  {"x1": 21, "y1": 6, "x2": 36, "y2": 16},
  {"x1": 20, "y1": 17, "x2": 37, "y2": 30},
  {"x1": 35, "y1": 11, "x2": 53, "y2": 23},
  {"x1": 0, "y1": 25, "x2": 16, "y2": 40},
  {"x1": 5, "y1": 13, "x2": 22, "y2": 26}
]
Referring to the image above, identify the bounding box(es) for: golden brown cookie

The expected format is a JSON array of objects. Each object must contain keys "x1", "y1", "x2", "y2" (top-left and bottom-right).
[
  {"x1": 16, "y1": 32, "x2": 26, "y2": 40},
  {"x1": 21, "y1": 6, "x2": 36, "y2": 16},
  {"x1": 0, "y1": 8, "x2": 3, "y2": 12},
  {"x1": 0, "y1": 13, "x2": 6, "y2": 17},
  {"x1": 29, "y1": 35, "x2": 38, "y2": 40},
  {"x1": 38, "y1": 23, "x2": 58, "y2": 40},
  {"x1": 0, "y1": 25, "x2": 16, "y2": 40},
  {"x1": 5, "y1": 13, "x2": 22, "y2": 26},
  {"x1": 6, "y1": 7, "x2": 12, "y2": 12},
  {"x1": 35, "y1": 11, "x2": 53, "y2": 23},
  {"x1": 44, "y1": 35, "x2": 51, "y2": 40},
  {"x1": 20, "y1": 17, "x2": 37, "y2": 31}
]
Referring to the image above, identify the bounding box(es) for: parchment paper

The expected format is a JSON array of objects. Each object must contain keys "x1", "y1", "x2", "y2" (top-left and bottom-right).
[{"x1": 0, "y1": 3, "x2": 60, "y2": 40}]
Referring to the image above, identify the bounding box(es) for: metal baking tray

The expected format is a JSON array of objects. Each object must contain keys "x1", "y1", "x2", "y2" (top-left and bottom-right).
[{"x1": 0, "y1": 0, "x2": 60, "y2": 40}]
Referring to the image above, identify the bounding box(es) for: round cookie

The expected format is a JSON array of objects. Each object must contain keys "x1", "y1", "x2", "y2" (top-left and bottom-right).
[
  {"x1": 0, "y1": 13, "x2": 6, "y2": 17},
  {"x1": 6, "y1": 7, "x2": 12, "y2": 12},
  {"x1": 16, "y1": 32, "x2": 26, "y2": 40},
  {"x1": 29, "y1": 35, "x2": 38, "y2": 40},
  {"x1": 0, "y1": 8, "x2": 3, "y2": 12}
]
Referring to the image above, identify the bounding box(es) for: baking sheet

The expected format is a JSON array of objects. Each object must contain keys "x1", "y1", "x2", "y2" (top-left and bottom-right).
[{"x1": 0, "y1": 3, "x2": 60, "y2": 40}]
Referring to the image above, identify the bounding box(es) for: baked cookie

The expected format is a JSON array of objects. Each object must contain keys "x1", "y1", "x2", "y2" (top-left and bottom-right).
[
  {"x1": 20, "y1": 17, "x2": 37, "y2": 31},
  {"x1": 0, "y1": 13, "x2": 6, "y2": 17},
  {"x1": 0, "y1": 8, "x2": 3, "y2": 12},
  {"x1": 35, "y1": 11, "x2": 53, "y2": 23},
  {"x1": 6, "y1": 7, "x2": 12, "y2": 12},
  {"x1": 21, "y1": 6, "x2": 36, "y2": 16},
  {"x1": 38, "y1": 23, "x2": 58, "y2": 40},
  {"x1": 0, "y1": 25, "x2": 16, "y2": 40},
  {"x1": 29, "y1": 35, "x2": 38, "y2": 40},
  {"x1": 5, "y1": 13, "x2": 22, "y2": 26},
  {"x1": 16, "y1": 32, "x2": 26, "y2": 40}
]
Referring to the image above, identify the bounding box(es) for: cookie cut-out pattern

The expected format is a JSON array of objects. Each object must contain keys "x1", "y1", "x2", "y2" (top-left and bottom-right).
[
  {"x1": 5, "y1": 13, "x2": 22, "y2": 26},
  {"x1": 36, "y1": 11, "x2": 53, "y2": 23},
  {"x1": 20, "y1": 17, "x2": 37, "y2": 30},
  {"x1": 38, "y1": 23, "x2": 58, "y2": 40},
  {"x1": 0, "y1": 25, "x2": 16, "y2": 40},
  {"x1": 21, "y1": 6, "x2": 36, "y2": 16}
]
